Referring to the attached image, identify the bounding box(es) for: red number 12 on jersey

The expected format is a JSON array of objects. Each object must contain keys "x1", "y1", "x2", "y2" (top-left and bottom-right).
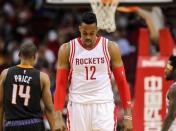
[{"x1": 85, "y1": 66, "x2": 96, "y2": 80}]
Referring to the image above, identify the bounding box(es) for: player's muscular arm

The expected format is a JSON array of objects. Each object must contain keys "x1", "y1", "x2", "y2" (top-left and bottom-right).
[
  {"x1": 41, "y1": 72, "x2": 58, "y2": 131},
  {"x1": 57, "y1": 43, "x2": 70, "y2": 69},
  {"x1": 108, "y1": 41, "x2": 123, "y2": 69},
  {"x1": 108, "y1": 41, "x2": 132, "y2": 131},
  {"x1": 54, "y1": 43, "x2": 70, "y2": 131},
  {"x1": 162, "y1": 85, "x2": 176, "y2": 131},
  {"x1": 0, "y1": 69, "x2": 8, "y2": 131}
]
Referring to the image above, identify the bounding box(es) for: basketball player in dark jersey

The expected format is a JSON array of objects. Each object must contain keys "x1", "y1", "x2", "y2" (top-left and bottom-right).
[
  {"x1": 0, "y1": 42, "x2": 58, "y2": 131},
  {"x1": 162, "y1": 54, "x2": 176, "y2": 131}
]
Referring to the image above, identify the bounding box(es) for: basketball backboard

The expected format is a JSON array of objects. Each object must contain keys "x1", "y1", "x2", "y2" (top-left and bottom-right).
[{"x1": 45, "y1": 0, "x2": 175, "y2": 6}]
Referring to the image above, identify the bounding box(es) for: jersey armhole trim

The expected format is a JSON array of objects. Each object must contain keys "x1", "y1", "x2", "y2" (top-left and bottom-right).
[
  {"x1": 69, "y1": 40, "x2": 75, "y2": 83},
  {"x1": 103, "y1": 38, "x2": 111, "y2": 79},
  {"x1": 69, "y1": 40, "x2": 73, "y2": 63}
]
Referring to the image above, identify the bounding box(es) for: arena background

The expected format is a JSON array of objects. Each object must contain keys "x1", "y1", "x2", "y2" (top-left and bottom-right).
[{"x1": 0, "y1": 0, "x2": 176, "y2": 130}]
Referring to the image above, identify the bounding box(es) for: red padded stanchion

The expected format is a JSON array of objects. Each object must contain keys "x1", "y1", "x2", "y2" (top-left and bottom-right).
[
  {"x1": 159, "y1": 28, "x2": 175, "y2": 56},
  {"x1": 133, "y1": 28, "x2": 174, "y2": 131},
  {"x1": 138, "y1": 28, "x2": 150, "y2": 56}
]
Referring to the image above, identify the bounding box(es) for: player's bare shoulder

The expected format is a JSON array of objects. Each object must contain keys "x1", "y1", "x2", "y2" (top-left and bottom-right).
[
  {"x1": 57, "y1": 43, "x2": 70, "y2": 65},
  {"x1": 0, "y1": 69, "x2": 8, "y2": 93},
  {"x1": 108, "y1": 40, "x2": 122, "y2": 60},
  {"x1": 58, "y1": 43, "x2": 70, "y2": 58},
  {"x1": 40, "y1": 71, "x2": 50, "y2": 90},
  {"x1": 60, "y1": 42, "x2": 70, "y2": 51},
  {"x1": 107, "y1": 40, "x2": 123, "y2": 69},
  {"x1": 57, "y1": 42, "x2": 71, "y2": 69},
  {"x1": 108, "y1": 40, "x2": 121, "y2": 57},
  {"x1": 0, "y1": 68, "x2": 9, "y2": 82},
  {"x1": 168, "y1": 83, "x2": 176, "y2": 100},
  {"x1": 40, "y1": 72, "x2": 49, "y2": 81},
  {"x1": 170, "y1": 83, "x2": 176, "y2": 93}
]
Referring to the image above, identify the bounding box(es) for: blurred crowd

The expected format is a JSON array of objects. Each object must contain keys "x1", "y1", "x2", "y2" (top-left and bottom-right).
[{"x1": 0, "y1": 0, "x2": 176, "y2": 130}]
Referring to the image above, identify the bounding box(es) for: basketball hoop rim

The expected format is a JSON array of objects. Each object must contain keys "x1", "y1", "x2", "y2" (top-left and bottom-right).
[{"x1": 101, "y1": 0, "x2": 119, "y2": 4}]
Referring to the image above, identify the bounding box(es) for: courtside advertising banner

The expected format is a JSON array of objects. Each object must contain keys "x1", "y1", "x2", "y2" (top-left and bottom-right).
[{"x1": 133, "y1": 56, "x2": 173, "y2": 131}]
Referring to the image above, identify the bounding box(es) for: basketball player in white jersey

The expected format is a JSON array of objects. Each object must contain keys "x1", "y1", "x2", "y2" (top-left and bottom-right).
[
  {"x1": 54, "y1": 12, "x2": 133, "y2": 131},
  {"x1": 162, "y1": 54, "x2": 176, "y2": 131}
]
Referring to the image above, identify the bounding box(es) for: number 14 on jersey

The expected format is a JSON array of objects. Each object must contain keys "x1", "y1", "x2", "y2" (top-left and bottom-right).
[{"x1": 12, "y1": 84, "x2": 31, "y2": 106}]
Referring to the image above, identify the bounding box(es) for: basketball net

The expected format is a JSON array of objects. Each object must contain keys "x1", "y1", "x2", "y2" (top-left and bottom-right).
[{"x1": 90, "y1": 0, "x2": 119, "y2": 32}]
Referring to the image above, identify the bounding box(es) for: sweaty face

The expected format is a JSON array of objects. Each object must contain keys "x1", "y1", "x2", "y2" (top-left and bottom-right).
[{"x1": 79, "y1": 23, "x2": 98, "y2": 49}]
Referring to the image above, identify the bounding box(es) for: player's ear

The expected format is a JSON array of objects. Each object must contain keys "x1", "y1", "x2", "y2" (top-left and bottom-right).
[
  {"x1": 34, "y1": 53, "x2": 38, "y2": 65},
  {"x1": 34, "y1": 53, "x2": 37, "y2": 60},
  {"x1": 96, "y1": 27, "x2": 99, "y2": 32},
  {"x1": 18, "y1": 51, "x2": 21, "y2": 58},
  {"x1": 79, "y1": 25, "x2": 82, "y2": 31}
]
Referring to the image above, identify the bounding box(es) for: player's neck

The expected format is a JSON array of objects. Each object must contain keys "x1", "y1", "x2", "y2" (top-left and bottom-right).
[{"x1": 20, "y1": 60, "x2": 34, "y2": 67}]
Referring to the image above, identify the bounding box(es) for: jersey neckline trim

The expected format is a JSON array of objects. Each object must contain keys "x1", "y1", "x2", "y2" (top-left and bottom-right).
[
  {"x1": 17, "y1": 64, "x2": 34, "y2": 68},
  {"x1": 77, "y1": 36, "x2": 101, "y2": 51}
]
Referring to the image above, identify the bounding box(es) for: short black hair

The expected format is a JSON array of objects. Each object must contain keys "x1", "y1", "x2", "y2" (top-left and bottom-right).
[
  {"x1": 169, "y1": 54, "x2": 176, "y2": 69},
  {"x1": 19, "y1": 41, "x2": 37, "y2": 58},
  {"x1": 81, "y1": 12, "x2": 97, "y2": 25}
]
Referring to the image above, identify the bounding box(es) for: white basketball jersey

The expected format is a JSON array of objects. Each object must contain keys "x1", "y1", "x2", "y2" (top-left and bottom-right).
[{"x1": 69, "y1": 36, "x2": 114, "y2": 103}]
